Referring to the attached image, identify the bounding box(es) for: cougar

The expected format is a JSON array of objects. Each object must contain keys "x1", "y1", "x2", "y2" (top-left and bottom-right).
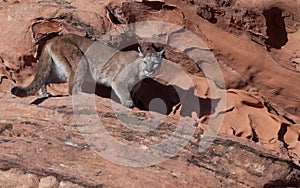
[{"x1": 11, "y1": 34, "x2": 164, "y2": 107}]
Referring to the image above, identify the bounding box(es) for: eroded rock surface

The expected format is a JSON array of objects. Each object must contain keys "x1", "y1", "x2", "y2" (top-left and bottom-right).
[{"x1": 0, "y1": 94, "x2": 299, "y2": 187}]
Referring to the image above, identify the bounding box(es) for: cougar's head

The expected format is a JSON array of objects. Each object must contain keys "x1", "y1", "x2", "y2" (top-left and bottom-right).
[{"x1": 138, "y1": 47, "x2": 164, "y2": 77}]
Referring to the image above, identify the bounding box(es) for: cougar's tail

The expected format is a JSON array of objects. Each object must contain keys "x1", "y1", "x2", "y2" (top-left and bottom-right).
[{"x1": 11, "y1": 46, "x2": 53, "y2": 97}]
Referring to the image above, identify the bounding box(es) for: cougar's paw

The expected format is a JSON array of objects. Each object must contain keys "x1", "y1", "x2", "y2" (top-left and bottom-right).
[
  {"x1": 39, "y1": 92, "x2": 52, "y2": 98},
  {"x1": 122, "y1": 100, "x2": 134, "y2": 108}
]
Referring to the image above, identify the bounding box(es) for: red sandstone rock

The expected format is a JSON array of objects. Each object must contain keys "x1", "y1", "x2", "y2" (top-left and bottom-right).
[{"x1": 0, "y1": 0, "x2": 300, "y2": 187}]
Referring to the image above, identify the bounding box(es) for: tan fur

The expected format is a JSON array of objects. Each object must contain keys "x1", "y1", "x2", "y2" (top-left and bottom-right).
[{"x1": 11, "y1": 34, "x2": 164, "y2": 107}]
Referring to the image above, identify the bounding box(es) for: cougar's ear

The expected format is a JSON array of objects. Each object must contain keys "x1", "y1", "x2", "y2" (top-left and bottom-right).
[
  {"x1": 138, "y1": 46, "x2": 144, "y2": 57},
  {"x1": 158, "y1": 49, "x2": 164, "y2": 58}
]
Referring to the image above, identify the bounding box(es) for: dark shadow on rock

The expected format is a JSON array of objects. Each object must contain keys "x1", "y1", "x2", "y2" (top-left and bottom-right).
[
  {"x1": 263, "y1": 7, "x2": 288, "y2": 49},
  {"x1": 30, "y1": 97, "x2": 49, "y2": 105},
  {"x1": 82, "y1": 81, "x2": 112, "y2": 98},
  {"x1": 30, "y1": 94, "x2": 66, "y2": 105},
  {"x1": 131, "y1": 78, "x2": 220, "y2": 118},
  {"x1": 82, "y1": 80, "x2": 123, "y2": 105}
]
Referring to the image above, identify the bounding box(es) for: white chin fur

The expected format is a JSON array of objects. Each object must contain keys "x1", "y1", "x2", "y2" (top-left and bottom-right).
[{"x1": 144, "y1": 72, "x2": 153, "y2": 77}]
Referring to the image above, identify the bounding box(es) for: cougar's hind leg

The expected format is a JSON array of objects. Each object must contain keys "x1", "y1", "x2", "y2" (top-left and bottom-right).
[
  {"x1": 67, "y1": 72, "x2": 75, "y2": 95},
  {"x1": 57, "y1": 43, "x2": 87, "y2": 96},
  {"x1": 70, "y1": 50, "x2": 88, "y2": 95}
]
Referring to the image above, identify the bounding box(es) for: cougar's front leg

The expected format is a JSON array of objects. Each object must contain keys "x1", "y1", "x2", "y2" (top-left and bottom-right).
[
  {"x1": 38, "y1": 85, "x2": 50, "y2": 98},
  {"x1": 111, "y1": 81, "x2": 134, "y2": 108}
]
